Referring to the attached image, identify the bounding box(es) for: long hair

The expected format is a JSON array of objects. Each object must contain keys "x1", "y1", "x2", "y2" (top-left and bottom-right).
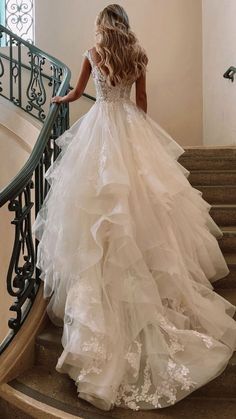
[{"x1": 95, "y1": 4, "x2": 148, "y2": 86}]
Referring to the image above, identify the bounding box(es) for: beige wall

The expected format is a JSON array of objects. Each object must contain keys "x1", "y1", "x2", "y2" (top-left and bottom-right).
[
  {"x1": 35, "y1": 0, "x2": 203, "y2": 146},
  {"x1": 202, "y1": 0, "x2": 236, "y2": 146}
]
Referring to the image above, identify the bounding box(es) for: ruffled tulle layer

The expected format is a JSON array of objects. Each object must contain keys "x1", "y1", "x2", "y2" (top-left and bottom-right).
[{"x1": 32, "y1": 99, "x2": 236, "y2": 411}]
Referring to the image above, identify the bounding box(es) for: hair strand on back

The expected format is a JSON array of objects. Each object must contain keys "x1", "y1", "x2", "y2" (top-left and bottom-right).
[{"x1": 95, "y1": 4, "x2": 148, "y2": 87}]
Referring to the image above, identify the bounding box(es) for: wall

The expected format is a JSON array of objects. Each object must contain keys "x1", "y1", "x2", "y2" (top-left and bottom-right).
[
  {"x1": 202, "y1": 0, "x2": 236, "y2": 146},
  {"x1": 35, "y1": 0, "x2": 203, "y2": 146}
]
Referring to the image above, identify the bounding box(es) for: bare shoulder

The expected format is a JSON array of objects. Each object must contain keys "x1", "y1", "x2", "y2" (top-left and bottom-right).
[
  {"x1": 88, "y1": 46, "x2": 96, "y2": 53},
  {"x1": 87, "y1": 46, "x2": 96, "y2": 57},
  {"x1": 88, "y1": 46, "x2": 100, "y2": 65}
]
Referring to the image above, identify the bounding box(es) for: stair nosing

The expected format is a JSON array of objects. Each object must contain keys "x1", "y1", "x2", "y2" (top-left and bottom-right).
[
  {"x1": 11, "y1": 357, "x2": 236, "y2": 417},
  {"x1": 194, "y1": 185, "x2": 236, "y2": 189},
  {"x1": 223, "y1": 253, "x2": 236, "y2": 265},
  {"x1": 187, "y1": 170, "x2": 236, "y2": 173},
  {"x1": 8, "y1": 379, "x2": 109, "y2": 419},
  {"x1": 210, "y1": 204, "x2": 236, "y2": 208}
]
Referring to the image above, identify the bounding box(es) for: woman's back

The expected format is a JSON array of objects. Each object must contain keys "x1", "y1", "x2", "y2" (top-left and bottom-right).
[{"x1": 84, "y1": 47, "x2": 134, "y2": 103}]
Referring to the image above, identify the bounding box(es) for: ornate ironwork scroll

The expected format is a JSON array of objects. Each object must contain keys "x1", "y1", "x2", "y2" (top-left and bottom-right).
[
  {"x1": 5, "y1": 0, "x2": 34, "y2": 43},
  {"x1": 26, "y1": 51, "x2": 46, "y2": 120},
  {"x1": 7, "y1": 180, "x2": 36, "y2": 332}
]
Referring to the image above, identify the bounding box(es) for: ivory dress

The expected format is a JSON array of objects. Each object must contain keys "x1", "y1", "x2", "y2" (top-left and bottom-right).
[{"x1": 32, "y1": 49, "x2": 236, "y2": 411}]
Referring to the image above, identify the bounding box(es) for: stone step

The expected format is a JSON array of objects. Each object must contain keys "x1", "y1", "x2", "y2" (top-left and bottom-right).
[
  {"x1": 214, "y1": 253, "x2": 236, "y2": 289},
  {"x1": 35, "y1": 324, "x2": 63, "y2": 371},
  {"x1": 218, "y1": 226, "x2": 236, "y2": 253},
  {"x1": 194, "y1": 185, "x2": 236, "y2": 205},
  {"x1": 179, "y1": 147, "x2": 236, "y2": 170},
  {"x1": 0, "y1": 396, "x2": 32, "y2": 419},
  {"x1": 7, "y1": 364, "x2": 236, "y2": 419},
  {"x1": 210, "y1": 205, "x2": 236, "y2": 226},
  {"x1": 217, "y1": 288, "x2": 236, "y2": 306},
  {"x1": 181, "y1": 157, "x2": 236, "y2": 171},
  {"x1": 182, "y1": 147, "x2": 236, "y2": 157},
  {"x1": 188, "y1": 170, "x2": 236, "y2": 187},
  {"x1": 190, "y1": 352, "x2": 236, "y2": 400}
]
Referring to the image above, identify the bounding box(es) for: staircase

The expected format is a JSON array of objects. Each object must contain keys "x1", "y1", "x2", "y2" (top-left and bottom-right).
[
  {"x1": 1, "y1": 146, "x2": 236, "y2": 419},
  {"x1": 181, "y1": 147, "x2": 236, "y2": 292}
]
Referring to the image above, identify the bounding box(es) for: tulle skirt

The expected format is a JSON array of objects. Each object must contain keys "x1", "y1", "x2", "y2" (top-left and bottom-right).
[{"x1": 32, "y1": 99, "x2": 236, "y2": 411}]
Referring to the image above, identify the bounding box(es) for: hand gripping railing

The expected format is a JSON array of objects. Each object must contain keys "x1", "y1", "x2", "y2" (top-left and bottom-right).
[{"x1": 0, "y1": 24, "x2": 71, "y2": 353}]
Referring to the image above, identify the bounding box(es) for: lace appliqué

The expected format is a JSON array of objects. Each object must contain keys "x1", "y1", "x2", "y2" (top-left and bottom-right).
[
  {"x1": 77, "y1": 336, "x2": 112, "y2": 381},
  {"x1": 85, "y1": 141, "x2": 110, "y2": 191},
  {"x1": 124, "y1": 340, "x2": 142, "y2": 378},
  {"x1": 81, "y1": 336, "x2": 112, "y2": 361},
  {"x1": 115, "y1": 356, "x2": 196, "y2": 410},
  {"x1": 160, "y1": 304, "x2": 214, "y2": 350},
  {"x1": 115, "y1": 314, "x2": 196, "y2": 411},
  {"x1": 83, "y1": 49, "x2": 132, "y2": 103},
  {"x1": 192, "y1": 331, "x2": 214, "y2": 349},
  {"x1": 78, "y1": 365, "x2": 102, "y2": 381}
]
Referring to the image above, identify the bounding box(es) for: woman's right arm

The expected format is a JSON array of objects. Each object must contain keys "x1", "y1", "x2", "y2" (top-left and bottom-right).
[
  {"x1": 135, "y1": 72, "x2": 147, "y2": 113},
  {"x1": 51, "y1": 56, "x2": 91, "y2": 104}
]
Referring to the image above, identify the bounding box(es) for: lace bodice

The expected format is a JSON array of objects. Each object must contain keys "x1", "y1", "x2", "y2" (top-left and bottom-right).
[{"x1": 83, "y1": 49, "x2": 133, "y2": 103}]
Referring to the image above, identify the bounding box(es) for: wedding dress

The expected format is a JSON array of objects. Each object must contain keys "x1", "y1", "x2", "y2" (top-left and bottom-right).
[{"x1": 32, "y1": 49, "x2": 236, "y2": 411}]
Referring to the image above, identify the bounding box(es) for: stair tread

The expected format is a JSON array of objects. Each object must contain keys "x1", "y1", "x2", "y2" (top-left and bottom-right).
[
  {"x1": 10, "y1": 363, "x2": 236, "y2": 418},
  {"x1": 195, "y1": 185, "x2": 236, "y2": 188},
  {"x1": 217, "y1": 288, "x2": 236, "y2": 306},
  {"x1": 184, "y1": 146, "x2": 236, "y2": 149},
  {"x1": 10, "y1": 365, "x2": 113, "y2": 418},
  {"x1": 224, "y1": 253, "x2": 236, "y2": 265},
  {"x1": 189, "y1": 169, "x2": 236, "y2": 173},
  {"x1": 179, "y1": 151, "x2": 236, "y2": 170},
  {"x1": 220, "y1": 226, "x2": 236, "y2": 232},
  {"x1": 36, "y1": 324, "x2": 63, "y2": 349},
  {"x1": 211, "y1": 204, "x2": 236, "y2": 208}
]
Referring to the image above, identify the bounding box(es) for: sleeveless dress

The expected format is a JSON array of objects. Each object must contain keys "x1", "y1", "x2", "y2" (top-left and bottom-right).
[{"x1": 32, "y1": 48, "x2": 236, "y2": 411}]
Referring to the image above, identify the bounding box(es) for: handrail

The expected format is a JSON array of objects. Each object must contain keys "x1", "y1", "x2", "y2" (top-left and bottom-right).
[
  {"x1": 0, "y1": 25, "x2": 71, "y2": 206},
  {"x1": 223, "y1": 66, "x2": 236, "y2": 82},
  {"x1": 0, "y1": 26, "x2": 96, "y2": 206},
  {"x1": 0, "y1": 104, "x2": 65, "y2": 205},
  {"x1": 0, "y1": 51, "x2": 96, "y2": 107},
  {"x1": 0, "y1": 24, "x2": 72, "y2": 353}
]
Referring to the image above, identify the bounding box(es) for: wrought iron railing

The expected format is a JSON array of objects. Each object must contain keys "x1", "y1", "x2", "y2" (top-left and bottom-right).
[{"x1": 0, "y1": 24, "x2": 71, "y2": 354}]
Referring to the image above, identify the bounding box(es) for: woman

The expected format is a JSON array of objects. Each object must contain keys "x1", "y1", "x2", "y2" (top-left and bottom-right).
[{"x1": 32, "y1": 4, "x2": 236, "y2": 412}]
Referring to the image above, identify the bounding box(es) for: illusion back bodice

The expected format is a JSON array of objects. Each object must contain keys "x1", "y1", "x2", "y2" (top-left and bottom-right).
[{"x1": 84, "y1": 49, "x2": 133, "y2": 103}]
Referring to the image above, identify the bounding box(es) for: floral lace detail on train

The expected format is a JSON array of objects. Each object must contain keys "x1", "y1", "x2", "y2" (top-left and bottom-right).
[
  {"x1": 115, "y1": 357, "x2": 197, "y2": 410},
  {"x1": 77, "y1": 336, "x2": 113, "y2": 381},
  {"x1": 83, "y1": 49, "x2": 133, "y2": 103},
  {"x1": 115, "y1": 341, "x2": 197, "y2": 410},
  {"x1": 113, "y1": 313, "x2": 217, "y2": 410}
]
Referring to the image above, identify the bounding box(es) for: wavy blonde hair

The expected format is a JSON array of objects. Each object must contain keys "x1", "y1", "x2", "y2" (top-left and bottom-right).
[{"x1": 95, "y1": 4, "x2": 148, "y2": 86}]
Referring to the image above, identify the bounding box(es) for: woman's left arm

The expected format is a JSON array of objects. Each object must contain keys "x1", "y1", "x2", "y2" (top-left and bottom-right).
[{"x1": 51, "y1": 56, "x2": 91, "y2": 104}]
